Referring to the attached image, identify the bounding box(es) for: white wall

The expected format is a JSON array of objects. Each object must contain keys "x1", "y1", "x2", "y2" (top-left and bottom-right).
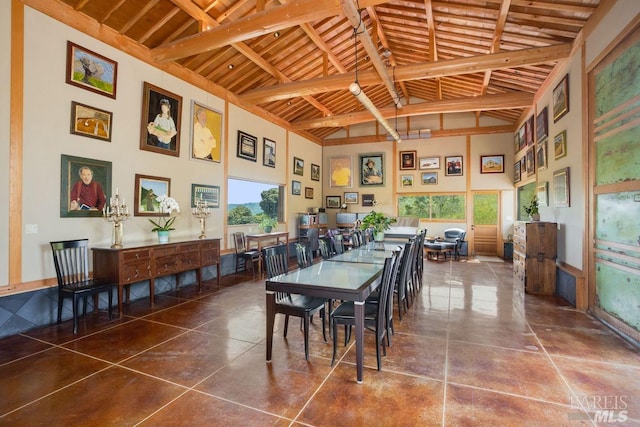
[{"x1": 0, "y1": 2, "x2": 11, "y2": 286}]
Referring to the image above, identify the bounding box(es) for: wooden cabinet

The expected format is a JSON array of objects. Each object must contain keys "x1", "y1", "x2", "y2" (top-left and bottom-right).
[
  {"x1": 93, "y1": 238, "x2": 220, "y2": 314},
  {"x1": 513, "y1": 222, "x2": 557, "y2": 295},
  {"x1": 297, "y1": 213, "x2": 327, "y2": 251}
]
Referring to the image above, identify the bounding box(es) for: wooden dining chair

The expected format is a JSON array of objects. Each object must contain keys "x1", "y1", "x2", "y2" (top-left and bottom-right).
[
  {"x1": 233, "y1": 232, "x2": 261, "y2": 277},
  {"x1": 263, "y1": 245, "x2": 328, "y2": 360},
  {"x1": 50, "y1": 239, "x2": 114, "y2": 334}
]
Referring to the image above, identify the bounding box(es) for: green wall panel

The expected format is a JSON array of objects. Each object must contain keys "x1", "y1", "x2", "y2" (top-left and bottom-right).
[{"x1": 595, "y1": 262, "x2": 640, "y2": 332}]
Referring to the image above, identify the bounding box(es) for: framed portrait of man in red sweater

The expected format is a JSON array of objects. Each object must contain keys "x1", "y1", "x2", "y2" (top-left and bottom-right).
[{"x1": 60, "y1": 154, "x2": 112, "y2": 218}]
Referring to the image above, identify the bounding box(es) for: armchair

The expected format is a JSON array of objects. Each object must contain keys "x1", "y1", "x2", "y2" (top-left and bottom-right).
[{"x1": 443, "y1": 228, "x2": 466, "y2": 259}]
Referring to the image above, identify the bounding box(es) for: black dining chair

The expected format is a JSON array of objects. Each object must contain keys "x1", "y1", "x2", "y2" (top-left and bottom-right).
[
  {"x1": 50, "y1": 239, "x2": 114, "y2": 334},
  {"x1": 332, "y1": 234, "x2": 345, "y2": 255},
  {"x1": 233, "y1": 232, "x2": 261, "y2": 277},
  {"x1": 263, "y1": 245, "x2": 328, "y2": 360},
  {"x1": 330, "y1": 251, "x2": 400, "y2": 370},
  {"x1": 318, "y1": 237, "x2": 332, "y2": 259},
  {"x1": 394, "y1": 240, "x2": 415, "y2": 320},
  {"x1": 295, "y1": 242, "x2": 313, "y2": 268}
]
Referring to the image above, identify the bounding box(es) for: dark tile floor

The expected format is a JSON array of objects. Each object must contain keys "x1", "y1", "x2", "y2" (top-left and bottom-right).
[{"x1": 1, "y1": 257, "x2": 638, "y2": 426}]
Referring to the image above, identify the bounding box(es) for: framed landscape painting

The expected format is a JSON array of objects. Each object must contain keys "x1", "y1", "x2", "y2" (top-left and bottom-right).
[
  {"x1": 70, "y1": 101, "x2": 112, "y2": 142},
  {"x1": 419, "y1": 156, "x2": 440, "y2": 170},
  {"x1": 480, "y1": 155, "x2": 504, "y2": 174},
  {"x1": 553, "y1": 74, "x2": 570, "y2": 122},
  {"x1": 134, "y1": 174, "x2": 171, "y2": 217},
  {"x1": 66, "y1": 41, "x2": 117, "y2": 98}
]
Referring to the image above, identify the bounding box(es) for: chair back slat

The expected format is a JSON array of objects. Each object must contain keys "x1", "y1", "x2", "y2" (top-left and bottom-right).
[
  {"x1": 263, "y1": 245, "x2": 288, "y2": 279},
  {"x1": 50, "y1": 239, "x2": 90, "y2": 287}
]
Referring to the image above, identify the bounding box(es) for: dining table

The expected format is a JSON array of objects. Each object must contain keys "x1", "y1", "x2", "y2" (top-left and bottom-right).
[
  {"x1": 327, "y1": 242, "x2": 403, "y2": 265},
  {"x1": 265, "y1": 260, "x2": 384, "y2": 383}
]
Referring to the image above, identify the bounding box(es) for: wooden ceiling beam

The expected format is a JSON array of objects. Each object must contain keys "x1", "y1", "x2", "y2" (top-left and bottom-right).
[
  {"x1": 291, "y1": 92, "x2": 534, "y2": 129},
  {"x1": 239, "y1": 42, "x2": 570, "y2": 104}
]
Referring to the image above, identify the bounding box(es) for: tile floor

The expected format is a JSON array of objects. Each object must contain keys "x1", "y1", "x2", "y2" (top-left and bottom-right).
[{"x1": 0, "y1": 257, "x2": 638, "y2": 426}]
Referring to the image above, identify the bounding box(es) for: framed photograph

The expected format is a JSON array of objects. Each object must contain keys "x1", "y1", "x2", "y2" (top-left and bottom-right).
[
  {"x1": 536, "y1": 140, "x2": 547, "y2": 171},
  {"x1": 292, "y1": 180, "x2": 301, "y2": 195},
  {"x1": 326, "y1": 196, "x2": 341, "y2": 209},
  {"x1": 60, "y1": 154, "x2": 111, "y2": 218},
  {"x1": 526, "y1": 147, "x2": 535, "y2": 176},
  {"x1": 66, "y1": 41, "x2": 117, "y2": 99},
  {"x1": 311, "y1": 163, "x2": 320, "y2": 181},
  {"x1": 362, "y1": 194, "x2": 375, "y2": 207},
  {"x1": 140, "y1": 81, "x2": 182, "y2": 157},
  {"x1": 419, "y1": 156, "x2": 440, "y2": 170},
  {"x1": 134, "y1": 174, "x2": 171, "y2": 216},
  {"x1": 554, "y1": 130, "x2": 567, "y2": 160},
  {"x1": 553, "y1": 74, "x2": 570, "y2": 122},
  {"x1": 237, "y1": 130, "x2": 257, "y2": 161},
  {"x1": 70, "y1": 101, "x2": 112, "y2": 142},
  {"x1": 445, "y1": 156, "x2": 463, "y2": 176},
  {"x1": 191, "y1": 184, "x2": 220, "y2": 208},
  {"x1": 421, "y1": 172, "x2": 438, "y2": 184},
  {"x1": 293, "y1": 157, "x2": 304, "y2": 176},
  {"x1": 191, "y1": 101, "x2": 222, "y2": 162},
  {"x1": 359, "y1": 153, "x2": 384, "y2": 186},
  {"x1": 536, "y1": 106, "x2": 548, "y2": 142},
  {"x1": 263, "y1": 138, "x2": 276, "y2": 167},
  {"x1": 537, "y1": 182, "x2": 549, "y2": 206},
  {"x1": 401, "y1": 175, "x2": 414, "y2": 187},
  {"x1": 514, "y1": 161, "x2": 521, "y2": 183},
  {"x1": 480, "y1": 155, "x2": 504, "y2": 174},
  {"x1": 330, "y1": 156, "x2": 353, "y2": 187},
  {"x1": 344, "y1": 191, "x2": 359, "y2": 204},
  {"x1": 305, "y1": 187, "x2": 314, "y2": 199},
  {"x1": 553, "y1": 167, "x2": 570, "y2": 207},
  {"x1": 400, "y1": 151, "x2": 417, "y2": 170}
]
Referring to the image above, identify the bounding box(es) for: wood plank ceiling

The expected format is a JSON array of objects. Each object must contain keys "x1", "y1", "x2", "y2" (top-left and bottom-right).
[{"x1": 54, "y1": 0, "x2": 601, "y2": 143}]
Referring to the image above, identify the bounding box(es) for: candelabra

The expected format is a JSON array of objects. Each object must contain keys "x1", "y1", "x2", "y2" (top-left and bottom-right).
[
  {"x1": 103, "y1": 190, "x2": 130, "y2": 248},
  {"x1": 192, "y1": 197, "x2": 211, "y2": 239}
]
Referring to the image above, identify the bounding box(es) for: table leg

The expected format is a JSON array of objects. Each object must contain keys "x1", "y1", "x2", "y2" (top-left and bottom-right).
[
  {"x1": 117, "y1": 285, "x2": 124, "y2": 317},
  {"x1": 354, "y1": 300, "x2": 365, "y2": 383},
  {"x1": 266, "y1": 291, "x2": 275, "y2": 361},
  {"x1": 149, "y1": 278, "x2": 155, "y2": 306}
]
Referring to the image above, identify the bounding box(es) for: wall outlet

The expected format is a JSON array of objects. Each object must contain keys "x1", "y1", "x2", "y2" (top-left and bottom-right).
[{"x1": 25, "y1": 224, "x2": 38, "y2": 234}]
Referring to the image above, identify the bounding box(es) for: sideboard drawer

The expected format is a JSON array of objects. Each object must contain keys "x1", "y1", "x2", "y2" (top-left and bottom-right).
[
  {"x1": 155, "y1": 255, "x2": 181, "y2": 274},
  {"x1": 122, "y1": 249, "x2": 150, "y2": 262},
  {"x1": 122, "y1": 259, "x2": 152, "y2": 283},
  {"x1": 201, "y1": 249, "x2": 219, "y2": 265}
]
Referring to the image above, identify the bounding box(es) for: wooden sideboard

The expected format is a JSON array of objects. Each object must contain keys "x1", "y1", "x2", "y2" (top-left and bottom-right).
[
  {"x1": 513, "y1": 221, "x2": 557, "y2": 295},
  {"x1": 92, "y1": 237, "x2": 220, "y2": 314}
]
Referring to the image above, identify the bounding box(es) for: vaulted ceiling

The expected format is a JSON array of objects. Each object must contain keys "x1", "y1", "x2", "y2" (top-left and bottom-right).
[{"x1": 43, "y1": 0, "x2": 602, "y2": 143}]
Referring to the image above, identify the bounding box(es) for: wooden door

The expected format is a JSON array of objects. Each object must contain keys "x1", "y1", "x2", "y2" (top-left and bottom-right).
[{"x1": 472, "y1": 192, "x2": 499, "y2": 256}]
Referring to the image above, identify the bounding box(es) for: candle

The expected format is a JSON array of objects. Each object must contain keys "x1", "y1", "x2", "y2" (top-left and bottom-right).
[{"x1": 116, "y1": 187, "x2": 119, "y2": 196}]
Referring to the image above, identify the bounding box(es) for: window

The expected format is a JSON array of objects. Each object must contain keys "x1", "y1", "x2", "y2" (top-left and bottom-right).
[
  {"x1": 398, "y1": 193, "x2": 466, "y2": 220},
  {"x1": 227, "y1": 178, "x2": 284, "y2": 225}
]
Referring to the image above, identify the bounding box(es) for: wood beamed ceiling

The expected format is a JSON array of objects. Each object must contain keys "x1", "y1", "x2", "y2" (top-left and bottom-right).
[{"x1": 31, "y1": 0, "x2": 603, "y2": 144}]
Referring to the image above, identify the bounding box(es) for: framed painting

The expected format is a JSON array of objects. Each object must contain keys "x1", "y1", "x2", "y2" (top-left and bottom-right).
[
  {"x1": 191, "y1": 101, "x2": 222, "y2": 162},
  {"x1": 305, "y1": 187, "x2": 314, "y2": 199},
  {"x1": 344, "y1": 191, "x2": 359, "y2": 204},
  {"x1": 514, "y1": 133, "x2": 521, "y2": 153},
  {"x1": 191, "y1": 184, "x2": 220, "y2": 208},
  {"x1": 514, "y1": 161, "x2": 521, "y2": 183},
  {"x1": 419, "y1": 156, "x2": 440, "y2": 170},
  {"x1": 553, "y1": 74, "x2": 570, "y2": 122},
  {"x1": 525, "y1": 115, "x2": 534, "y2": 146},
  {"x1": 292, "y1": 180, "x2": 301, "y2": 195},
  {"x1": 140, "y1": 81, "x2": 182, "y2": 157},
  {"x1": 263, "y1": 138, "x2": 276, "y2": 167},
  {"x1": 536, "y1": 106, "x2": 548, "y2": 142},
  {"x1": 293, "y1": 157, "x2": 304, "y2": 176},
  {"x1": 537, "y1": 182, "x2": 549, "y2": 206},
  {"x1": 526, "y1": 147, "x2": 535, "y2": 176},
  {"x1": 536, "y1": 140, "x2": 548, "y2": 171},
  {"x1": 311, "y1": 163, "x2": 320, "y2": 181},
  {"x1": 362, "y1": 194, "x2": 375, "y2": 207},
  {"x1": 237, "y1": 130, "x2": 257, "y2": 161},
  {"x1": 134, "y1": 174, "x2": 171, "y2": 216},
  {"x1": 70, "y1": 101, "x2": 112, "y2": 142},
  {"x1": 401, "y1": 175, "x2": 414, "y2": 187},
  {"x1": 326, "y1": 196, "x2": 341, "y2": 209},
  {"x1": 422, "y1": 172, "x2": 438, "y2": 185},
  {"x1": 65, "y1": 41, "x2": 117, "y2": 99},
  {"x1": 553, "y1": 167, "x2": 570, "y2": 207},
  {"x1": 480, "y1": 155, "x2": 504, "y2": 174},
  {"x1": 359, "y1": 153, "x2": 384, "y2": 186},
  {"x1": 400, "y1": 151, "x2": 417, "y2": 170},
  {"x1": 518, "y1": 125, "x2": 526, "y2": 151},
  {"x1": 554, "y1": 130, "x2": 567, "y2": 160},
  {"x1": 330, "y1": 156, "x2": 353, "y2": 187},
  {"x1": 60, "y1": 154, "x2": 111, "y2": 218},
  {"x1": 445, "y1": 156, "x2": 463, "y2": 176}
]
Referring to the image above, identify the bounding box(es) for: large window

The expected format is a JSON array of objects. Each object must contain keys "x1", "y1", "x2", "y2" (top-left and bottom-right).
[
  {"x1": 227, "y1": 178, "x2": 284, "y2": 225},
  {"x1": 398, "y1": 193, "x2": 466, "y2": 220}
]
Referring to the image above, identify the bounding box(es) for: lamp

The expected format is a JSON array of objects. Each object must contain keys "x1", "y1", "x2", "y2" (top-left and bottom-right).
[{"x1": 349, "y1": 83, "x2": 401, "y2": 143}]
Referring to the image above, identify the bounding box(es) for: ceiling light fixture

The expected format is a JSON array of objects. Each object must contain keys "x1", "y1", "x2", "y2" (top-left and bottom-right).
[
  {"x1": 349, "y1": 7, "x2": 401, "y2": 143},
  {"x1": 274, "y1": 31, "x2": 280, "y2": 38},
  {"x1": 228, "y1": 64, "x2": 234, "y2": 69}
]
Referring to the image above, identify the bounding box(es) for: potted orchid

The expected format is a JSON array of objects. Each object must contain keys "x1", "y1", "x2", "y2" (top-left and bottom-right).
[
  {"x1": 524, "y1": 196, "x2": 540, "y2": 221},
  {"x1": 149, "y1": 195, "x2": 180, "y2": 242}
]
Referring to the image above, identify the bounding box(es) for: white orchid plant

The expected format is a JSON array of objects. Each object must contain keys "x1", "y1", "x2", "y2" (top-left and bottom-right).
[{"x1": 149, "y1": 195, "x2": 180, "y2": 232}]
